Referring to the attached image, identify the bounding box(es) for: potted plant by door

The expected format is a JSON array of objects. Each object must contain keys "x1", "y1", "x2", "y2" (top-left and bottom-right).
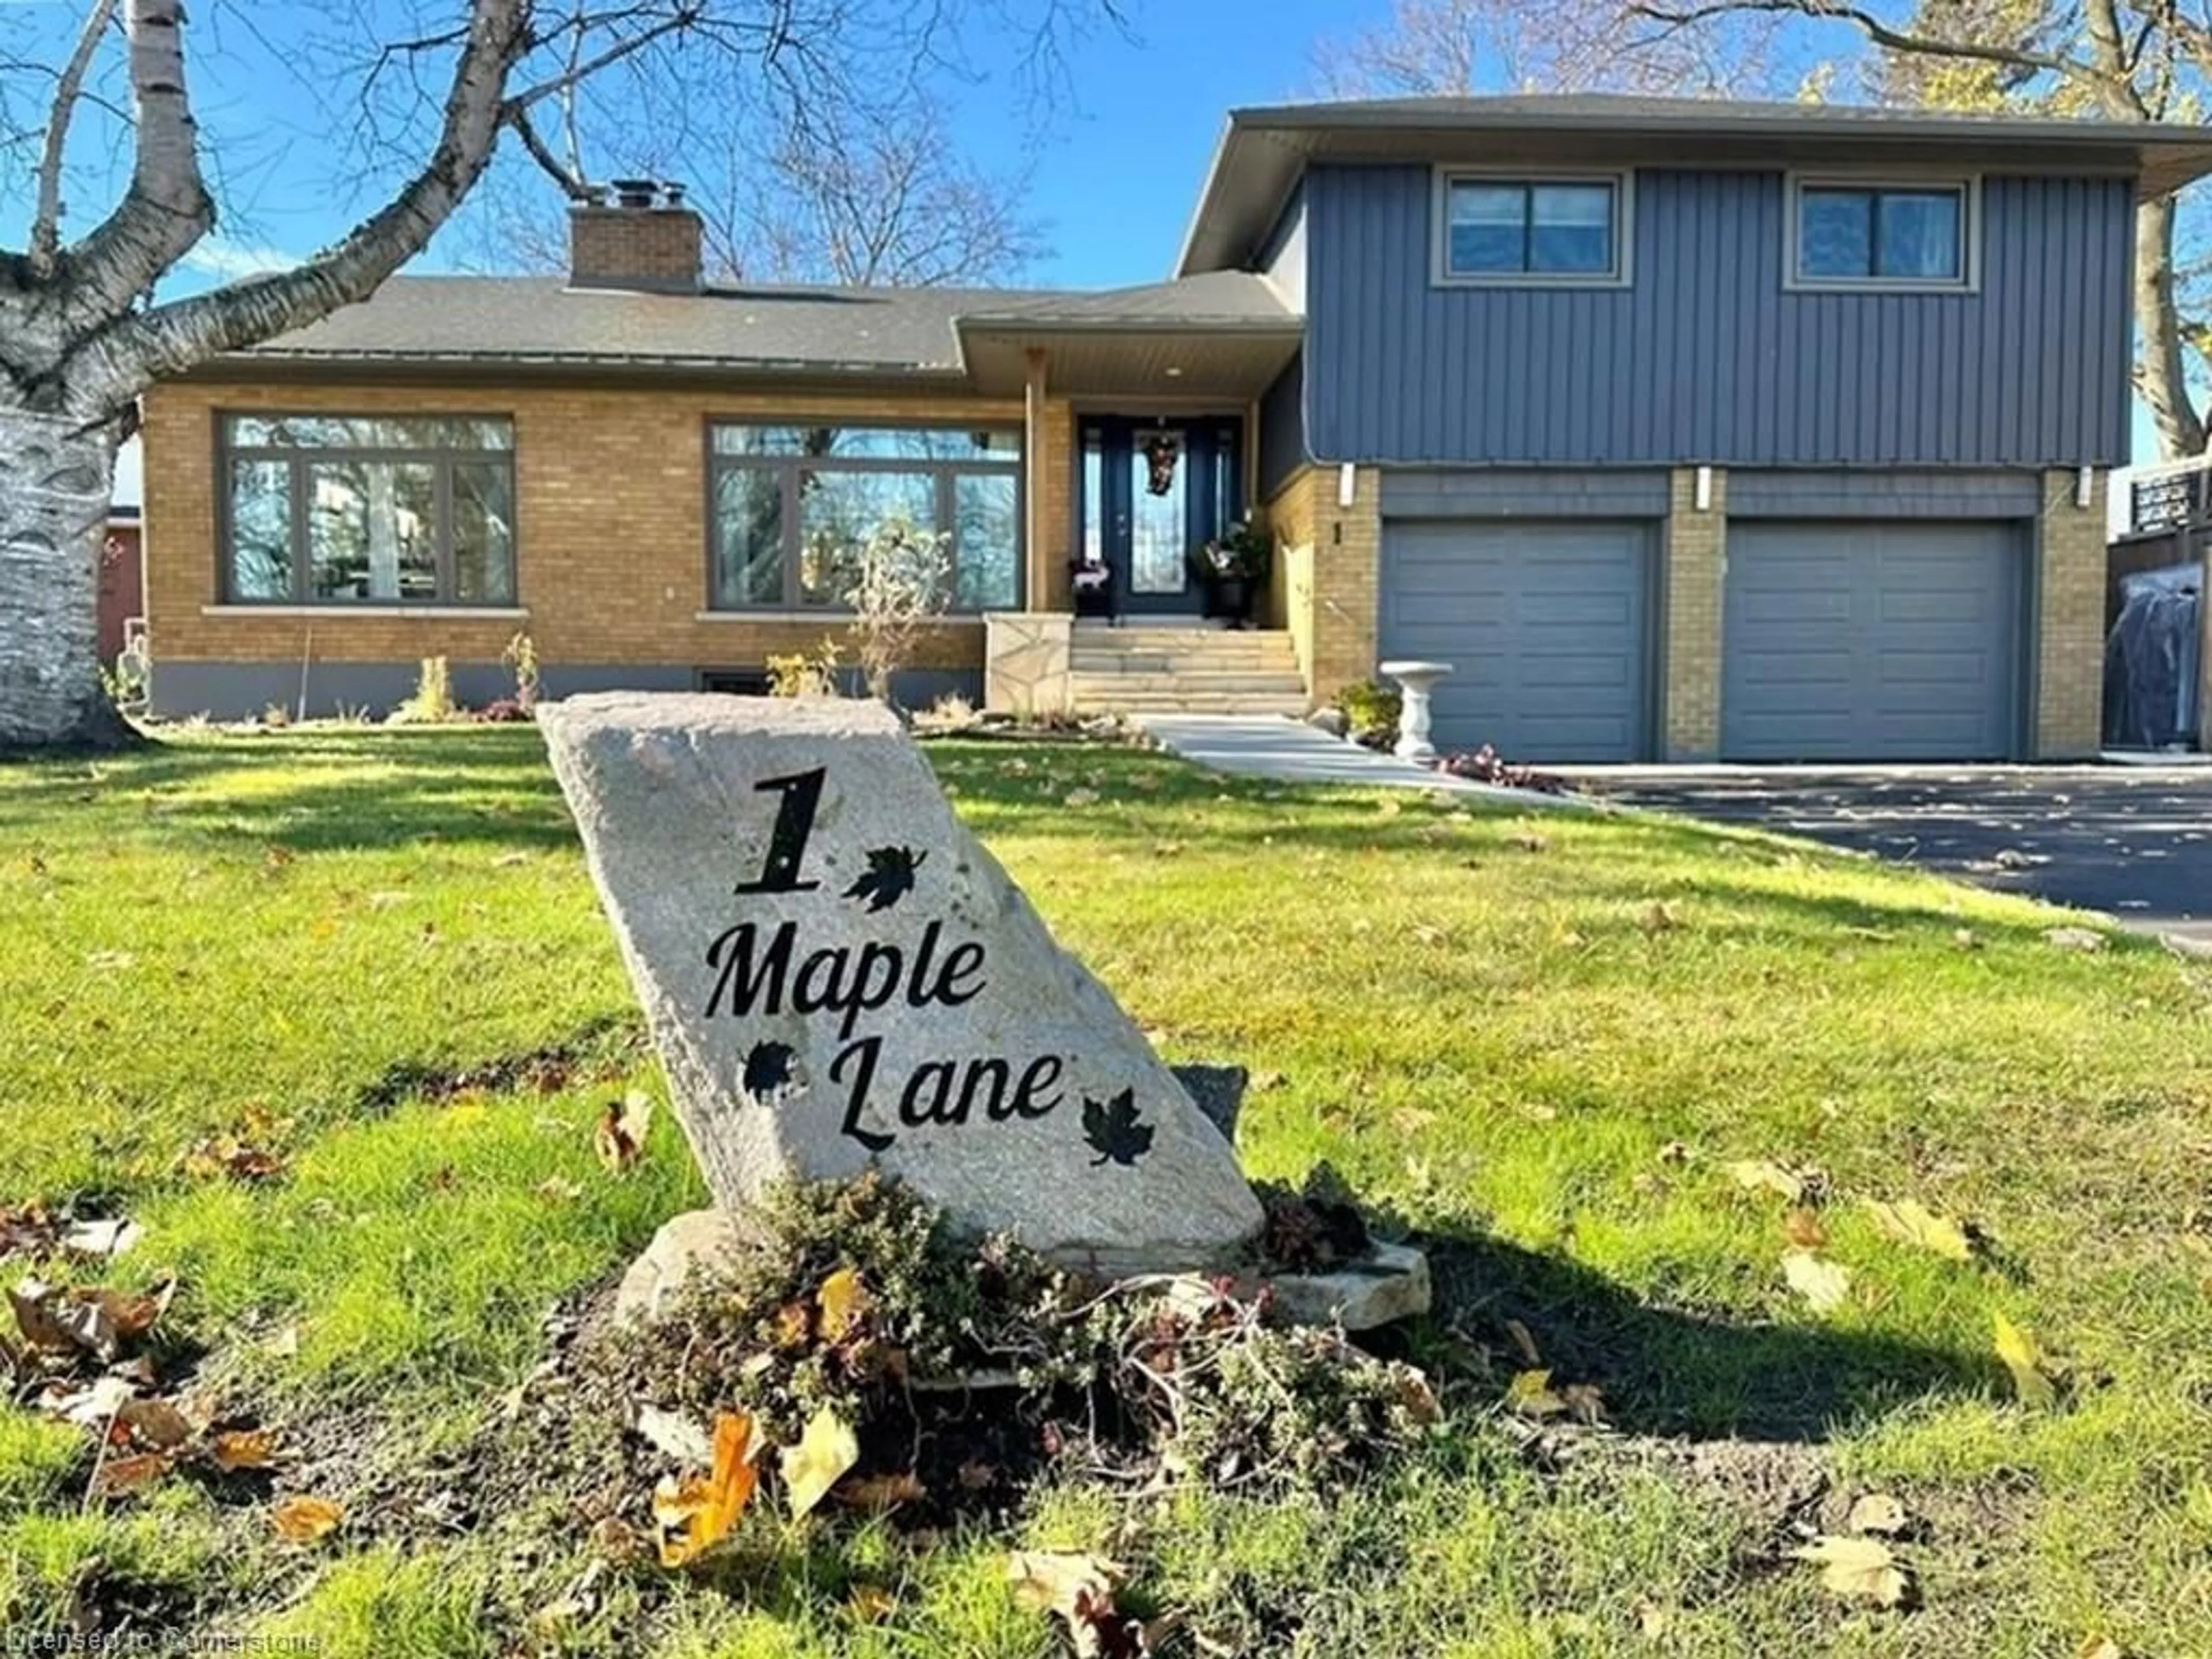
[{"x1": 1189, "y1": 520, "x2": 1273, "y2": 628}]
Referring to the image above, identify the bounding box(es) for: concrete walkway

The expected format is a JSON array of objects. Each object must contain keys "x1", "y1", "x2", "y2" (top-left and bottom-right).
[{"x1": 1135, "y1": 714, "x2": 1582, "y2": 808}]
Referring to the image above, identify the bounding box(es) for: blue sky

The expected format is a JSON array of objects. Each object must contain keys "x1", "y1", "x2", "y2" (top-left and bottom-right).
[{"x1": 0, "y1": 0, "x2": 2168, "y2": 463}]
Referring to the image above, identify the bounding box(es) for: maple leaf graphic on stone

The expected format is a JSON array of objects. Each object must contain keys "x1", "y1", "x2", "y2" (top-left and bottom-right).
[
  {"x1": 843, "y1": 846, "x2": 927, "y2": 912},
  {"x1": 1082, "y1": 1088, "x2": 1155, "y2": 1167},
  {"x1": 742, "y1": 1040, "x2": 796, "y2": 1100}
]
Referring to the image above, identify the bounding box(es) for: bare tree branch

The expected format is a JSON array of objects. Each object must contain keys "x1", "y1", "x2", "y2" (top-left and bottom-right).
[
  {"x1": 1634, "y1": 0, "x2": 2085, "y2": 78},
  {"x1": 30, "y1": 0, "x2": 119, "y2": 279},
  {"x1": 512, "y1": 103, "x2": 599, "y2": 199},
  {"x1": 52, "y1": 0, "x2": 218, "y2": 333},
  {"x1": 88, "y1": 0, "x2": 533, "y2": 397}
]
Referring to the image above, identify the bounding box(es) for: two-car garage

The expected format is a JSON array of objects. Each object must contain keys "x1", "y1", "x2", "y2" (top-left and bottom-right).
[{"x1": 1374, "y1": 471, "x2": 2037, "y2": 764}]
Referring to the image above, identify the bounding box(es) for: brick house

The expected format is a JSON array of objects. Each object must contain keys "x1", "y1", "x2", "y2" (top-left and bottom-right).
[{"x1": 142, "y1": 97, "x2": 2212, "y2": 760}]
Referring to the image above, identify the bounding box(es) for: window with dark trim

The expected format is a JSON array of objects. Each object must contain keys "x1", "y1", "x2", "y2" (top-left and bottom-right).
[
  {"x1": 1793, "y1": 181, "x2": 1969, "y2": 286},
  {"x1": 221, "y1": 414, "x2": 517, "y2": 605},
  {"x1": 707, "y1": 423, "x2": 1022, "y2": 612},
  {"x1": 1440, "y1": 176, "x2": 1623, "y2": 281}
]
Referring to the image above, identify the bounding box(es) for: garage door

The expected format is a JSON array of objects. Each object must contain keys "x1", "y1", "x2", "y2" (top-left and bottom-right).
[
  {"x1": 1723, "y1": 521, "x2": 2023, "y2": 762},
  {"x1": 1381, "y1": 521, "x2": 1653, "y2": 762}
]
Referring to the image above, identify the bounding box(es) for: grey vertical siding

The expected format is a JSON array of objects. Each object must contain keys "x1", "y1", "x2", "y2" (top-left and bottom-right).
[
  {"x1": 1305, "y1": 165, "x2": 2135, "y2": 467},
  {"x1": 1258, "y1": 352, "x2": 1308, "y2": 497}
]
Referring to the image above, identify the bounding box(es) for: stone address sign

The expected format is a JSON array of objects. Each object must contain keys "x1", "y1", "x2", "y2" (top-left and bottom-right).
[{"x1": 539, "y1": 694, "x2": 1263, "y2": 1275}]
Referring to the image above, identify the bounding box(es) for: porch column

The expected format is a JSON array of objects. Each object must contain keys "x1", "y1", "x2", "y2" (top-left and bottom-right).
[{"x1": 1024, "y1": 348, "x2": 1051, "y2": 611}]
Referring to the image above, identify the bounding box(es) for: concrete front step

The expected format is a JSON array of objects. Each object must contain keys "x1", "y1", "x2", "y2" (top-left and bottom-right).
[
  {"x1": 1070, "y1": 673, "x2": 1307, "y2": 695},
  {"x1": 1074, "y1": 695, "x2": 1310, "y2": 715}
]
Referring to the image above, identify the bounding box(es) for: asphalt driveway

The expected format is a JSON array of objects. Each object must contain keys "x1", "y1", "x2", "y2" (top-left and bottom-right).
[{"x1": 1571, "y1": 767, "x2": 2212, "y2": 944}]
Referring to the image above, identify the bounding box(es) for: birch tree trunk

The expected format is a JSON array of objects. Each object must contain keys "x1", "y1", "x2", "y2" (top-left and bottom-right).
[{"x1": 0, "y1": 408, "x2": 134, "y2": 751}]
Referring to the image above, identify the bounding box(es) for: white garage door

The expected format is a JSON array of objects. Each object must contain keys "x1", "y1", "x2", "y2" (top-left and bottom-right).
[{"x1": 1380, "y1": 520, "x2": 1654, "y2": 763}]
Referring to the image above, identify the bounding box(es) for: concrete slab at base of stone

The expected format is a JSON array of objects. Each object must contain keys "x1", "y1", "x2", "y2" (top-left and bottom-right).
[
  {"x1": 615, "y1": 1208, "x2": 1429, "y2": 1335},
  {"x1": 540, "y1": 692, "x2": 1262, "y2": 1277},
  {"x1": 1247, "y1": 1241, "x2": 1431, "y2": 1332}
]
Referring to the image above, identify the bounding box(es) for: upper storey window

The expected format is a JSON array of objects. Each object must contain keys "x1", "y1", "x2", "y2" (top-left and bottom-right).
[
  {"x1": 1792, "y1": 179, "x2": 1974, "y2": 290},
  {"x1": 1436, "y1": 172, "x2": 1628, "y2": 286}
]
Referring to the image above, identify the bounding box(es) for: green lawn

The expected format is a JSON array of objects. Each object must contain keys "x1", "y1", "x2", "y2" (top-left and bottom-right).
[{"x1": 5, "y1": 726, "x2": 2212, "y2": 1656}]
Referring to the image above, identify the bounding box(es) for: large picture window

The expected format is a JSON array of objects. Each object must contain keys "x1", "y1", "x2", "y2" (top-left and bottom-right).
[
  {"x1": 708, "y1": 423, "x2": 1022, "y2": 612},
  {"x1": 1438, "y1": 173, "x2": 1627, "y2": 284},
  {"x1": 1791, "y1": 179, "x2": 1972, "y2": 289},
  {"x1": 221, "y1": 415, "x2": 516, "y2": 605}
]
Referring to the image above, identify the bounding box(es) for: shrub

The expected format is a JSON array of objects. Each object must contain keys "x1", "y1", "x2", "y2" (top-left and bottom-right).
[
  {"x1": 499, "y1": 630, "x2": 541, "y2": 713},
  {"x1": 1332, "y1": 678, "x2": 1402, "y2": 748},
  {"x1": 843, "y1": 516, "x2": 953, "y2": 706},
  {"x1": 389, "y1": 656, "x2": 456, "y2": 725},
  {"x1": 766, "y1": 641, "x2": 842, "y2": 699}
]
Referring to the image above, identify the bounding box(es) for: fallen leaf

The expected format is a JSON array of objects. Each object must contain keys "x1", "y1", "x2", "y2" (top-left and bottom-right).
[
  {"x1": 1007, "y1": 1550, "x2": 1131, "y2": 1657},
  {"x1": 635, "y1": 1404, "x2": 713, "y2": 1467},
  {"x1": 1728, "y1": 1159, "x2": 1808, "y2": 1205},
  {"x1": 782, "y1": 1406, "x2": 859, "y2": 1519},
  {"x1": 492, "y1": 851, "x2": 531, "y2": 869},
  {"x1": 1634, "y1": 1598, "x2": 1673, "y2": 1637},
  {"x1": 184, "y1": 1136, "x2": 286, "y2": 1183},
  {"x1": 1249, "y1": 1070, "x2": 1287, "y2": 1093},
  {"x1": 2077, "y1": 1638, "x2": 2123, "y2": 1659},
  {"x1": 1503, "y1": 1318, "x2": 1543, "y2": 1366},
  {"x1": 536, "y1": 1177, "x2": 584, "y2": 1204},
  {"x1": 1791, "y1": 1535, "x2": 1910, "y2": 1607},
  {"x1": 1640, "y1": 901, "x2": 1681, "y2": 933},
  {"x1": 1862, "y1": 1198, "x2": 1975, "y2": 1264},
  {"x1": 817, "y1": 1267, "x2": 870, "y2": 1344},
  {"x1": 1559, "y1": 1382, "x2": 1607, "y2": 1425},
  {"x1": 1656, "y1": 1140, "x2": 1691, "y2": 1166},
  {"x1": 1993, "y1": 1312, "x2": 2059, "y2": 1408},
  {"x1": 1063, "y1": 788, "x2": 1100, "y2": 807},
  {"x1": 594, "y1": 1090, "x2": 653, "y2": 1173},
  {"x1": 1782, "y1": 1250, "x2": 1851, "y2": 1314},
  {"x1": 834, "y1": 1470, "x2": 926, "y2": 1510},
  {"x1": 272, "y1": 1495, "x2": 345, "y2": 1544},
  {"x1": 62, "y1": 1219, "x2": 142, "y2": 1260},
  {"x1": 2044, "y1": 926, "x2": 2108, "y2": 952},
  {"x1": 653, "y1": 1411, "x2": 760, "y2": 1567},
  {"x1": 1953, "y1": 928, "x2": 1983, "y2": 950},
  {"x1": 1783, "y1": 1207, "x2": 1828, "y2": 1249},
  {"x1": 210, "y1": 1429, "x2": 281, "y2": 1471},
  {"x1": 119, "y1": 1399, "x2": 194, "y2": 1452},
  {"x1": 1505, "y1": 1368, "x2": 1567, "y2": 1418},
  {"x1": 93, "y1": 1450, "x2": 176, "y2": 1497},
  {"x1": 1512, "y1": 832, "x2": 1548, "y2": 853},
  {"x1": 1847, "y1": 1492, "x2": 1910, "y2": 1536}
]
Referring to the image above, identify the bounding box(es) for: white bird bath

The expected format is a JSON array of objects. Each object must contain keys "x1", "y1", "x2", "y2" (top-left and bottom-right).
[{"x1": 1378, "y1": 659, "x2": 1453, "y2": 764}]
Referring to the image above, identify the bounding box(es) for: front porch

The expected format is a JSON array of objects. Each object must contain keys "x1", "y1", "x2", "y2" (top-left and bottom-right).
[{"x1": 950, "y1": 276, "x2": 1309, "y2": 717}]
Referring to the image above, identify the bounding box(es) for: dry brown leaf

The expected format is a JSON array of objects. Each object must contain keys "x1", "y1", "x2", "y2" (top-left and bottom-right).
[
  {"x1": 272, "y1": 1495, "x2": 345, "y2": 1544},
  {"x1": 2077, "y1": 1637, "x2": 2123, "y2": 1659},
  {"x1": 594, "y1": 1090, "x2": 653, "y2": 1173},
  {"x1": 1790, "y1": 1535, "x2": 1910, "y2": 1607},
  {"x1": 1994, "y1": 1312, "x2": 2059, "y2": 1408},
  {"x1": 1503, "y1": 1319, "x2": 1543, "y2": 1367},
  {"x1": 1008, "y1": 1550, "x2": 1134, "y2": 1657},
  {"x1": 1783, "y1": 1207, "x2": 1828, "y2": 1249},
  {"x1": 653, "y1": 1411, "x2": 760, "y2": 1567},
  {"x1": 1559, "y1": 1382, "x2": 1607, "y2": 1426},
  {"x1": 1862, "y1": 1198, "x2": 1975, "y2": 1264},
  {"x1": 93, "y1": 1450, "x2": 176, "y2": 1497},
  {"x1": 783, "y1": 1406, "x2": 860, "y2": 1520},
  {"x1": 1782, "y1": 1250, "x2": 1851, "y2": 1314},
  {"x1": 817, "y1": 1267, "x2": 870, "y2": 1344},
  {"x1": 118, "y1": 1398, "x2": 194, "y2": 1452},
  {"x1": 211, "y1": 1429, "x2": 281, "y2": 1471},
  {"x1": 1847, "y1": 1492, "x2": 1910, "y2": 1536},
  {"x1": 834, "y1": 1470, "x2": 926, "y2": 1511}
]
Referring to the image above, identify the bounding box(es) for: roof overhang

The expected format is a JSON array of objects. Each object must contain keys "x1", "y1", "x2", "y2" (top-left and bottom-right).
[
  {"x1": 956, "y1": 317, "x2": 1302, "y2": 400},
  {"x1": 1178, "y1": 100, "x2": 2212, "y2": 275}
]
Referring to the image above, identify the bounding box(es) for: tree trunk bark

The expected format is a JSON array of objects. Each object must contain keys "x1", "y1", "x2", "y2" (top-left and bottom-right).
[
  {"x1": 0, "y1": 408, "x2": 138, "y2": 752},
  {"x1": 2135, "y1": 194, "x2": 2206, "y2": 459}
]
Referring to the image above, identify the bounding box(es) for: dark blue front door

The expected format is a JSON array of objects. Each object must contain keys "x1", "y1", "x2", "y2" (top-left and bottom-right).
[{"x1": 1080, "y1": 418, "x2": 1243, "y2": 618}]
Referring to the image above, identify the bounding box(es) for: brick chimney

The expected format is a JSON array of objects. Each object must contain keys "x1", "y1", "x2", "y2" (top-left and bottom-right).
[{"x1": 568, "y1": 180, "x2": 702, "y2": 292}]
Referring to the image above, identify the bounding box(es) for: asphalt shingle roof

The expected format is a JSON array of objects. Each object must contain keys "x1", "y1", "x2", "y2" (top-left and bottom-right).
[{"x1": 237, "y1": 270, "x2": 1296, "y2": 373}]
